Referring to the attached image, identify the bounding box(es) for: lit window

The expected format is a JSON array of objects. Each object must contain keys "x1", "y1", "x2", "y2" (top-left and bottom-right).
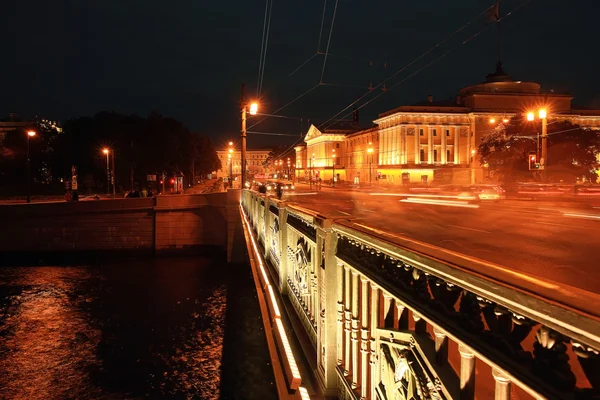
[
  {"x1": 432, "y1": 129, "x2": 437, "y2": 137},
  {"x1": 446, "y1": 129, "x2": 450, "y2": 137},
  {"x1": 419, "y1": 129, "x2": 424, "y2": 136}
]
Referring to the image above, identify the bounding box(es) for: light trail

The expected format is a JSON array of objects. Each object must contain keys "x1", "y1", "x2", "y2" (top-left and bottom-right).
[
  {"x1": 399, "y1": 198, "x2": 479, "y2": 208},
  {"x1": 563, "y1": 213, "x2": 600, "y2": 221}
]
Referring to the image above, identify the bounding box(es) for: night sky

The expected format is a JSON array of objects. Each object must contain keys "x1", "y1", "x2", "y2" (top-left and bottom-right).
[{"x1": 4, "y1": 0, "x2": 599, "y2": 148}]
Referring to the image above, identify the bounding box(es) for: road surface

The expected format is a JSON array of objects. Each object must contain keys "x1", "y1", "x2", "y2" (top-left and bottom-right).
[{"x1": 280, "y1": 185, "x2": 600, "y2": 295}]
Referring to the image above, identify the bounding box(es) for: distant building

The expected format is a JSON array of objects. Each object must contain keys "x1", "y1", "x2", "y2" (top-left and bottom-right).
[
  {"x1": 0, "y1": 114, "x2": 62, "y2": 145},
  {"x1": 215, "y1": 148, "x2": 272, "y2": 179},
  {"x1": 296, "y1": 65, "x2": 600, "y2": 185}
]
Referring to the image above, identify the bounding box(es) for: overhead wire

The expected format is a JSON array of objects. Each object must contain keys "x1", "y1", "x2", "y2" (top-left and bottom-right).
[
  {"x1": 318, "y1": 1, "x2": 498, "y2": 130},
  {"x1": 322, "y1": 0, "x2": 535, "y2": 130},
  {"x1": 319, "y1": 0, "x2": 339, "y2": 83},
  {"x1": 317, "y1": 0, "x2": 328, "y2": 52},
  {"x1": 256, "y1": 0, "x2": 270, "y2": 97},
  {"x1": 247, "y1": 131, "x2": 302, "y2": 137},
  {"x1": 258, "y1": 0, "x2": 274, "y2": 97}
]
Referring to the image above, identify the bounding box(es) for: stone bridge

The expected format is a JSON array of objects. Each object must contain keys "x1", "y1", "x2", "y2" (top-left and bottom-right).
[{"x1": 240, "y1": 189, "x2": 600, "y2": 400}]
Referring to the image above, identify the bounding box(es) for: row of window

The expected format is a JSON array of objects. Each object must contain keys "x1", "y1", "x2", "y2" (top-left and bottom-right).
[{"x1": 419, "y1": 128, "x2": 451, "y2": 136}]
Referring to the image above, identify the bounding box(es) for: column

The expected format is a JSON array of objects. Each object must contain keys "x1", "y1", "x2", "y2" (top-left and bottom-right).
[
  {"x1": 414, "y1": 127, "x2": 420, "y2": 164},
  {"x1": 263, "y1": 199, "x2": 272, "y2": 259},
  {"x1": 369, "y1": 285, "x2": 380, "y2": 400},
  {"x1": 317, "y1": 224, "x2": 340, "y2": 395},
  {"x1": 360, "y1": 277, "x2": 370, "y2": 399},
  {"x1": 433, "y1": 327, "x2": 448, "y2": 365},
  {"x1": 392, "y1": 127, "x2": 398, "y2": 165},
  {"x1": 344, "y1": 265, "x2": 352, "y2": 376},
  {"x1": 336, "y1": 262, "x2": 344, "y2": 366},
  {"x1": 492, "y1": 368, "x2": 511, "y2": 400},
  {"x1": 428, "y1": 127, "x2": 434, "y2": 164},
  {"x1": 278, "y1": 207, "x2": 288, "y2": 293},
  {"x1": 351, "y1": 271, "x2": 360, "y2": 389},
  {"x1": 454, "y1": 127, "x2": 460, "y2": 164},
  {"x1": 400, "y1": 127, "x2": 406, "y2": 164},
  {"x1": 459, "y1": 344, "x2": 476, "y2": 400},
  {"x1": 441, "y1": 126, "x2": 447, "y2": 164}
]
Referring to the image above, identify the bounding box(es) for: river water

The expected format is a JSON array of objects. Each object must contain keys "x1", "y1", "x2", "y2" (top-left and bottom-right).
[{"x1": 0, "y1": 257, "x2": 276, "y2": 400}]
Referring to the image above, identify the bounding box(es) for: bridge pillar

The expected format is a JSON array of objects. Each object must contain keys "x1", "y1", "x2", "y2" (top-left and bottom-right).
[
  {"x1": 459, "y1": 344, "x2": 476, "y2": 400},
  {"x1": 492, "y1": 368, "x2": 511, "y2": 400},
  {"x1": 315, "y1": 220, "x2": 339, "y2": 396},
  {"x1": 277, "y1": 206, "x2": 288, "y2": 294}
]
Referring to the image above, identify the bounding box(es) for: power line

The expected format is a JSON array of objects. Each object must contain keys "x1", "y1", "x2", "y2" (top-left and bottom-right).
[
  {"x1": 319, "y1": 0, "x2": 339, "y2": 83},
  {"x1": 317, "y1": 0, "x2": 328, "y2": 52},
  {"x1": 247, "y1": 131, "x2": 302, "y2": 137},
  {"x1": 318, "y1": 1, "x2": 498, "y2": 130},
  {"x1": 258, "y1": 0, "x2": 274, "y2": 97},
  {"x1": 248, "y1": 83, "x2": 322, "y2": 130},
  {"x1": 322, "y1": 0, "x2": 535, "y2": 130},
  {"x1": 256, "y1": 0, "x2": 270, "y2": 97},
  {"x1": 288, "y1": 52, "x2": 318, "y2": 77}
]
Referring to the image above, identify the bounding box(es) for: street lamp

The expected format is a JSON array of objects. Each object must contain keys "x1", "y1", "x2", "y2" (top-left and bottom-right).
[
  {"x1": 26, "y1": 130, "x2": 36, "y2": 203},
  {"x1": 103, "y1": 148, "x2": 110, "y2": 195},
  {"x1": 310, "y1": 153, "x2": 315, "y2": 189},
  {"x1": 332, "y1": 149, "x2": 336, "y2": 187},
  {"x1": 367, "y1": 142, "x2": 374, "y2": 184},
  {"x1": 227, "y1": 143, "x2": 234, "y2": 188},
  {"x1": 526, "y1": 108, "x2": 548, "y2": 180},
  {"x1": 241, "y1": 93, "x2": 259, "y2": 188}
]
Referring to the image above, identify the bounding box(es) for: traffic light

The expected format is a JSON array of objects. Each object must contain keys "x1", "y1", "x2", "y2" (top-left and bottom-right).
[{"x1": 528, "y1": 153, "x2": 540, "y2": 170}]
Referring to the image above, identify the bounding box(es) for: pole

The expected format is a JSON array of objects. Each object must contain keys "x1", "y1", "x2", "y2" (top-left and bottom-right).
[
  {"x1": 369, "y1": 155, "x2": 372, "y2": 184},
  {"x1": 241, "y1": 83, "x2": 247, "y2": 188},
  {"x1": 332, "y1": 157, "x2": 335, "y2": 187},
  {"x1": 106, "y1": 152, "x2": 110, "y2": 195},
  {"x1": 541, "y1": 116, "x2": 548, "y2": 181},
  {"x1": 111, "y1": 152, "x2": 116, "y2": 198},
  {"x1": 310, "y1": 158, "x2": 312, "y2": 190},
  {"x1": 26, "y1": 135, "x2": 31, "y2": 203}
]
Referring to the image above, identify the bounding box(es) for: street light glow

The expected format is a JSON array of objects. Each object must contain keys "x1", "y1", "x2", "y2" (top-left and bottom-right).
[
  {"x1": 228, "y1": 141, "x2": 233, "y2": 146},
  {"x1": 249, "y1": 102, "x2": 258, "y2": 115},
  {"x1": 539, "y1": 109, "x2": 547, "y2": 119},
  {"x1": 489, "y1": 118, "x2": 496, "y2": 124},
  {"x1": 27, "y1": 131, "x2": 36, "y2": 137},
  {"x1": 527, "y1": 112, "x2": 535, "y2": 121},
  {"x1": 503, "y1": 118, "x2": 509, "y2": 123},
  {"x1": 229, "y1": 148, "x2": 233, "y2": 153},
  {"x1": 102, "y1": 148, "x2": 109, "y2": 154}
]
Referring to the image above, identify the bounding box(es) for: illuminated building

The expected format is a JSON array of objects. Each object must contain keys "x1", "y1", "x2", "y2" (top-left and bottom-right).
[
  {"x1": 297, "y1": 66, "x2": 600, "y2": 185},
  {"x1": 215, "y1": 148, "x2": 272, "y2": 179}
]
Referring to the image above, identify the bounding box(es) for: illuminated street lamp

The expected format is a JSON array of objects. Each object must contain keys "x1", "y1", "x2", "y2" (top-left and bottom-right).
[
  {"x1": 26, "y1": 130, "x2": 36, "y2": 203},
  {"x1": 526, "y1": 108, "x2": 548, "y2": 180},
  {"x1": 367, "y1": 142, "x2": 374, "y2": 184},
  {"x1": 489, "y1": 118, "x2": 496, "y2": 124},
  {"x1": 101, "y1": 148, "x2": 116, "y2": 198},
  {"x1": 103, "y1": 148, "x2": 110, "y2": 195},
  {"x1": 241, "y1": 87, "x2": 259, "y2": 187},
  {"x1": 227, "y1": 142, "x2": 234, "y2": 188}
]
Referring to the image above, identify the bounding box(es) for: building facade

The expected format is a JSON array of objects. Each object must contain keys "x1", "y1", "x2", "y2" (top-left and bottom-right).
[
  {"x1": 215, "y1": 149, "x2": 271, "y2": 179},
  {"x1": 297, "y1": 67, "x2": 600, "y2": 185}
]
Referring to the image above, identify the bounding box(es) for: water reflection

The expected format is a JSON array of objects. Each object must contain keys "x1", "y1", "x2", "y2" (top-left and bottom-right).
[{"x1": 0, "y1": 257, "x2": 229, "y2": 400}]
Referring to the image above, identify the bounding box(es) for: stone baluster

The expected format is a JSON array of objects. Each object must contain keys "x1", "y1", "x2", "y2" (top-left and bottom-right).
[
  {"x1": 433, "y1": 326, "x2": 448, "y2": 365},
  {"x1": 369, "y1": 284, "x2": 380, "y2": 400},
  {"x1": 344, "y1": 265, "x2": 352, "y2": 376},
  {"x1": 459, "y1": 344, "x2": 476, "y2": 400},
  {"x1": 351, "y1": 271, "x2": 360, "y2": 389},
  {"x1": 492, "y1": 368, "x2": 511, "y2": 400},
  {"x1": 360, "y1": 277, "x2": 369, "y2": 399}
]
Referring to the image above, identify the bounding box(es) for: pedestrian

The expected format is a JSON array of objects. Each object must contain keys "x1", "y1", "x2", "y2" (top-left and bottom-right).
[{"x1": 141, "y1": 187, "x2": 148, "y2": 198}]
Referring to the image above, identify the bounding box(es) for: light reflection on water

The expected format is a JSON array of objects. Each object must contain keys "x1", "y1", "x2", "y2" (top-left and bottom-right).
[{"x1": 0, "y1": 258, "x2": 228, "y2": 400}]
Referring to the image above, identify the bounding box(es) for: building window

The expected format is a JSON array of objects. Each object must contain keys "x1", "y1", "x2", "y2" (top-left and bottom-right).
[
  {"x1": 447, "y1": 150, "x2": 452, "y2": 163},
  {"x1": 446, "y1": 129, "x2": 450, "y2": 137},
  {"x1": 419, "y1": 129, "x2": 424, "y2": 136},
  {"x1": 336, "y1": 143, "x2": 340, "y2": 148},
  {"x1": 420, "y1": 149, "x2": 425, "y2": 161},
  {"x1": 432, "y1": 129, "x2": 437, "y2": 137},
  {"x1": 434, "y1": 149, "x2": 438, "y2": 162}
]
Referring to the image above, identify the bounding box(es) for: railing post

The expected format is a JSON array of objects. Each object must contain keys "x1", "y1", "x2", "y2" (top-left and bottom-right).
[
  {"x1": 278, "y1": 206, "x2": 288, "y2": 293},
  {"x1": 336, "y1": 266, "x2": 344, "y2": 367},
  {"x1": 344, "y1": 265, "x2": 352, "y2": 376},
  {"x1": 351, "y1": 271, "x2": 360, "y2": 389},
  {"x1": 433, "y1": 326, "x2": 449, "y2": 366},
  {"x1": 369, "y1": 285, "x2": 380, "y2": 400},
  {"x1": 492, "y1": 368, "x2": 511, "y2": 400},
  {"x1": 459, "y1": 344, "x2": 476, "y2": 400},
  {"x1": 263, "y1": 198, "x2": 271, "y2": 259},
  {"x1": 315, "y1": 220, "x2": 339, "y2": 396},
  {"x1": 360, "y1": 277, "x2": 369, "y2": 399}
]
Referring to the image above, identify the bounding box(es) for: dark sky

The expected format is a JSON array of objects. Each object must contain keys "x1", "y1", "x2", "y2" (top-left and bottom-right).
[{"x1": 4, "y1": 0, "x2": 599, "y2": 148}]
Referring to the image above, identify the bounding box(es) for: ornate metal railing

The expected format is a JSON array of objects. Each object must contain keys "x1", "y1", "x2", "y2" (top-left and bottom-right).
[{"x1": 241, "y1": 189, "x2": 600, "y2": 400}]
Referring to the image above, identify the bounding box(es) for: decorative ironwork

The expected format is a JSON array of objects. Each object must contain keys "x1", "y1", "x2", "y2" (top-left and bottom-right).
[{"x1": 287, "y1": 212, "x2": 317, "y2": 242}]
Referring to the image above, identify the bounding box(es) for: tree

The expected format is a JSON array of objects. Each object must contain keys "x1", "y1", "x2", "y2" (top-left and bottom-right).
[
  {"x1": 479, "y1": 117, "x2": 600, "y2": 183},
  {"x1": 262, "y1": 145, "x2": 288, "y2": 174},
  {"x1": 191, "y1": 135, "x2": 221, "y2": 177}
]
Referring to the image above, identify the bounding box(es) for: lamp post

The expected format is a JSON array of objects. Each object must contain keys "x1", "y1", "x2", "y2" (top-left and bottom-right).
[
  {"x1": 367, "y1": 142, "x2": 373, "y2": 184},
  {"x1": 331, "y1": 149, "x2": 336, "y2": 187},
  {"x1": 310, "y1": 154, "x2": 315, "y2": 190},
  {"x1": 102, "y1": 148, "x2": 110, "y2": 195},
  {"x1": 240, "y1": 84, "x2": 258, "y2": 188},
  {"x1": 26, "y1": 130, "x2": 36, "y2": 203},
  {"x1": 287, "y1": 157, "x2": 291, "y2": 180},
  {"x1": 227, "y1": 142, "x2": 234, "y2": 188},
  {"x1": 527, "y1": 109, "x2": 548, "y2": 181}
]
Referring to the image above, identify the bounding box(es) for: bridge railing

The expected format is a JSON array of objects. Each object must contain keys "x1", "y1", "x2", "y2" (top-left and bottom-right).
[{"x1": 241, "y1": 189, "x2": 600, "y2": 400}]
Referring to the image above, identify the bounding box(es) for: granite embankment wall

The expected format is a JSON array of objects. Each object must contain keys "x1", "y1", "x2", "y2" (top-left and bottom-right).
[{"x1": 0, "y1": 190, "x2": 244, "y2": 262}]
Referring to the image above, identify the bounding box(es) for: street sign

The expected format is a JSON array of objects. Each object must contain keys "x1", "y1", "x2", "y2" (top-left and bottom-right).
[{"x1": 147, "y1": 174, "x2": 157, "y2": 181}]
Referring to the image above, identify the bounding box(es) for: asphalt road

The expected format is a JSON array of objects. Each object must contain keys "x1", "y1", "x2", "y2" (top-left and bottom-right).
[{"x1": 280, "y1": 185, "x2": 600, "y2": 296}]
